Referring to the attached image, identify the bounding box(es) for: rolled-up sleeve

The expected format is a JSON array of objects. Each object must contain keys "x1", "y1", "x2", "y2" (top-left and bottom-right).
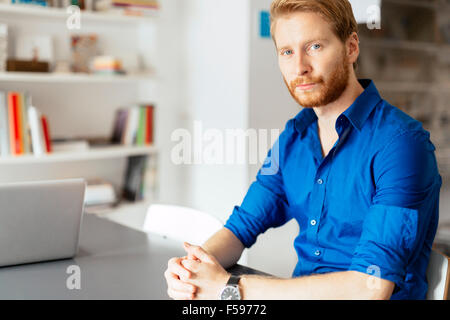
[
  {"x1": 224, "y1": 135, "x2": 290, "y2": 248},
  {"x1": 348, "y1": 129, "x2": 442, "y2": 287},
  {"x1": 349, "y1": 204, "x2": 419, "y2": 285}
]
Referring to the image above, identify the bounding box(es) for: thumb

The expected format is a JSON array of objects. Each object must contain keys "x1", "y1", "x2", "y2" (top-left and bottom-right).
[
  {"x1": 183, "y1": 243, "x2": 198, "y2": 261},
  {"x1": 183, "y1": 242, "x2": 213, "y2": 263}
]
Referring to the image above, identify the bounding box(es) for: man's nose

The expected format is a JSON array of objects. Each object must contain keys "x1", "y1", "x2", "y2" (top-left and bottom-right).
[{"x1": 295, "y1": 53, "x2": 312, "y2": 76}]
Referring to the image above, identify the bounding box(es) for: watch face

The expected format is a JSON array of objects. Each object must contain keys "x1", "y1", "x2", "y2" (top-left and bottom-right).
[{"x1": 220, "y1": 286, "x2": 241, "y2": 300}]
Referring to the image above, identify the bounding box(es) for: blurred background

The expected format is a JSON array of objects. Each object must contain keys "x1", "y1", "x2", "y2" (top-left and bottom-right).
[{"x1": 0, "y1": 0, "x2": 448, "y2": 278}]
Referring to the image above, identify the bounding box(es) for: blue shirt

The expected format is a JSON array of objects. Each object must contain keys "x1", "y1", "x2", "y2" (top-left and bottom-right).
[{"x1": 224, "y1": 79, "x2": 442, "y2": 300}]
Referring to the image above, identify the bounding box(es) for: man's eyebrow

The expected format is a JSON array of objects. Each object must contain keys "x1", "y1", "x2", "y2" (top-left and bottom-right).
[{"x1": 277, "y1": 45, "x2": 291, "y2": 52}]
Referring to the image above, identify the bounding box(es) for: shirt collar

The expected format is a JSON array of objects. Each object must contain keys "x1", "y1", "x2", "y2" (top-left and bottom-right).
[{"x1": 294, "y1": 79, "x2": 382, "y2": 134}]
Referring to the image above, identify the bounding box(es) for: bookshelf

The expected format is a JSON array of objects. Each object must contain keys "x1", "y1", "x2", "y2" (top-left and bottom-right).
[
  {"x1": 0, "y1": 3, "x2": 156, "y2": 23},
  {"x1": 0, "y1": 2, "x2": 172, "y2": 224},
  {"x1": 0, "y1": 145, "x2": 157, "y2": 164},
  {"x1": 0, "y1": 71, "x2": 155, "y2": 83}
]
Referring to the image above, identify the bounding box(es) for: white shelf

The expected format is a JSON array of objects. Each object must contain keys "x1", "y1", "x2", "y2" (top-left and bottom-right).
[
  {"x1": 0, "y1": 72, "x2": 155, "y2": 84},
  {"x1": 0, "y1": 3, "x2": 156, "y2": 24},
  {"x1": 0, "y1": 145, "x2": 157, "y2": 164}
]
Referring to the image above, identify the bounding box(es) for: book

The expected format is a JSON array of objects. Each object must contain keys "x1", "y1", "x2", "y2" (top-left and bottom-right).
[
  {"x1": 0, "y1": 91, "x2": 9, "y2": 156},
  {"x1": 1, "y1": 91, "x2": 52, "y2": 157},
  {"x1": 111, "y1": 109, "x2": 129, "y2": 144},
  {"x1": 8, "y1": 92, "x2": 21, "y2": 155},
  {"x1": 41, "y1": 115, "x2": 52, "y2": 153},
  {"x1": 111, "y1": 0, "x2": 159, "y2": 7},
  {"x1": 122, "y1": 155, "x2": 147, "y2": 201},
  {"x1": 52, "y1": 139, "x2": 89, "y2": 152},
  {"x1": 84, "y1": 179, "x2": 118, "y2": 207},
  {"x1": 16, "y1": 92, "x2": 24, "y2": 154},
  {"x1": 0, "y1": 24, "x2": 7, "y2": 72},
  {"x1": 18, "y1": 92, "x2": 31, "y2": 154},
  {"x1": 136, "y1": 106, "x2": 147, "y2": 146},
  {"x1": 146, "y1": 105, "x2": 154, "y2": 144},
  {"x1": 27, "y1": 105, "x2": 45, "y2": 156},
  {"x1": 122, "y1": 106, "x2": 139, "y2": 145},
  {"x1": 91, "y1": 55, "x2": 125, "y2": 74},
  {"x1": 111, "y1": 104, "x2": 155, "y2": 146}
]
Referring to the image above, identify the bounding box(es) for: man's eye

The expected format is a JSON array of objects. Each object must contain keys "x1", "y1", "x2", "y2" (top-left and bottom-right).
[
  {"x1": 282, "y1": 49, "x2": 293, "y2": 56},
  {"x1": 310, "y1": 44, "x2": 321, "y2": 50}
]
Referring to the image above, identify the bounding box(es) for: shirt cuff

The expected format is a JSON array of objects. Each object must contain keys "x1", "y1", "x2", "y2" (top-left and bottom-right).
[{"x1": 348, "y1": 204, "x2": 419, "y2": 287}]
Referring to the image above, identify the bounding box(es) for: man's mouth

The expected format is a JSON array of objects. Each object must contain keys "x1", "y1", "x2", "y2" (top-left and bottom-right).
[{"x1": 296, "y1": 83, "x2": 316, "y2": 90}]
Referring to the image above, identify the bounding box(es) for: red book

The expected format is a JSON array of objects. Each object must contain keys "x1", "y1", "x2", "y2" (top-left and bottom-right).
[
  {"x1": 41, "y1": 115, "x2": 52, "y2": 153},
  {"x1": 7, "y1": 92, "x2": 21, "y2": 155},
  {"x1": 145, "y1": 105, "x2": 154, "y2": 144}
]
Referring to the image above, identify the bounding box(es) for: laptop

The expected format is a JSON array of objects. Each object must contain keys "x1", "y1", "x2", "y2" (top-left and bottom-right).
[{"x1": 0, "y1": 178, "x2": 86, "y2": 267}]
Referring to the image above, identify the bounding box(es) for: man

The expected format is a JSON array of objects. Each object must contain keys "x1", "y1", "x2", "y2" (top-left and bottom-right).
[{"x1": 165, "y1": 0, "x2": 442, "y2": 300}]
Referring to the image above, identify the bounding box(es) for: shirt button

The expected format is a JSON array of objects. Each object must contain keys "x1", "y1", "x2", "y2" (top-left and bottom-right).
[
  {"x1": 310, "y1": 219, "x2": 317, "y2": 226},
  {"x1": 314, "y1": 250, "x2": 321, "y2": 256},
  {"x1": 317, "y1": 178, "x2": 323, "y2": 185}
]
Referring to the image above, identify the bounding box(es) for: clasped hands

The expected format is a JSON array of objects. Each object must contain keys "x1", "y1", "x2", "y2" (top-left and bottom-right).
[{"x1": 165, "y1": 242, "x2": 231, "y2": 300}]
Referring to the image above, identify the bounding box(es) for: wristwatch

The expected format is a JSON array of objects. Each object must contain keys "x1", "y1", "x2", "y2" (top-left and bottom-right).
[{"x1": 219, "y1": 275, "x2": 241, "y2": 300}]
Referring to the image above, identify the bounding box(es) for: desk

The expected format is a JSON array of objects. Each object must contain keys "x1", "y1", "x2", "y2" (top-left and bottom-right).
[{"x1": 0, "y1": 214, "x2": 268, "y2": 299}]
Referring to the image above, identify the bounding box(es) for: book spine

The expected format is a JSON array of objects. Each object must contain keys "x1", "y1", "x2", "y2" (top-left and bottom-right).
[
  {"x1": 146, "y1": 105, "x2": 154, "y2": 145},
  {"x1": 0, "y1": 91, "x2": 9, "y2": 156},
  {"x1": 28, "y1": 106, "x2": 44, "y2": 156},
  {"x1": 8, "y1": 92, "x2": 21, "y2": 155},
  {"x1": 112, "y1": 109, "x2": 127, "y2": 144},
  {"x1": 136, "y1": 106, "x2": 146, "y2": 146},
  {"x1": 124, "y1": 106, "x2": 139, "y2": 145},
  {"x1": 16, "y1": 93, "x2": 24, "y2": 154},
  {"x1": 122, "y1": 155, "x2": 147, "y2": 201},
  {"x1": 19, "y1": 93, "x2": 31, "y2": 154},
  {"x1": 41, "y1": 115, "x2": 52, "y2": 153}
]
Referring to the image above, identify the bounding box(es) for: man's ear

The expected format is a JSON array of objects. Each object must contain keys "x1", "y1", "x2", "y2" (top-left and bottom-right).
[{"x1": 346, "y1": 32, "x2": 360, "y2": 65}]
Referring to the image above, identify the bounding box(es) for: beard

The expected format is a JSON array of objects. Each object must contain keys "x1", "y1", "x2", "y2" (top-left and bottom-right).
[{"x1": 284, "y1": 51, "x2": 350, "y2": 108}]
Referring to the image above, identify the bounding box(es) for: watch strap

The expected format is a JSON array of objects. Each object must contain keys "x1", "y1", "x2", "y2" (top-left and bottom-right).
[{"x1": 227, "y1": 275, "x2": 240, "y2": 286}]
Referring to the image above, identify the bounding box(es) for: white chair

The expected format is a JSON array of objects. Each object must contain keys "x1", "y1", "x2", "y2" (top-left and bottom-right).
[
  {"x1": 426, "y1": 249, "x2": 450, "y2": 300},
  {"x1": 143, "y1": 204, "x2": 248, "y2": 265},
  {"x1": 143, "y1": 204, "x2": 223, "y2": 245}
]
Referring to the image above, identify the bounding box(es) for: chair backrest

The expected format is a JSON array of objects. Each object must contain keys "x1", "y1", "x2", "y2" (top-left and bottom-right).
[
  {"x1": 143, "y1": 204, "x2": 224, "y2": 246},
  {"x1": 426, "y1": 249, "x2": 450, "y2": 300}
]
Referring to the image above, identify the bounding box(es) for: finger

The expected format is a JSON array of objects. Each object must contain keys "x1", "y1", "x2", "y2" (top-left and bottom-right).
[
  {"x1": 181, "y1": 258, "x2": 201, "y2": 273},
  {"x1": 167, "y1": 288, "x2": 195, "y2": 300},
  {"x1": 164, "y1": 270, "x2": 197, "y2": 293},
  {"x1": 183, "y1": 242, "x2": 214, "y2": 263},
  {"x1": 172, "y1": 279, "x2": 197, "y2": 294},
  {"x1": 167, "y1": 277, "x2": 197, "y2": 293},
  {"x1": 168, "y1": 257, "x2": 192, "y2": 279}
]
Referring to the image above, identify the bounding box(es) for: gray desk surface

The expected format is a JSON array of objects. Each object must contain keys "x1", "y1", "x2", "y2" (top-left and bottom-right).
[{"x1": 0, "y1": 214, "x2": 268, "y2": 300}]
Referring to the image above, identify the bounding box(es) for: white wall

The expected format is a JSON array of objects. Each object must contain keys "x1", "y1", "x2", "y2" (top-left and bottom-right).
[
  {"x1": 179, "y1": 0, "x2": 252, "y2": 222},
  {"x1": 150, "y1": 0, "x2": 186, "y2": 205}
]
